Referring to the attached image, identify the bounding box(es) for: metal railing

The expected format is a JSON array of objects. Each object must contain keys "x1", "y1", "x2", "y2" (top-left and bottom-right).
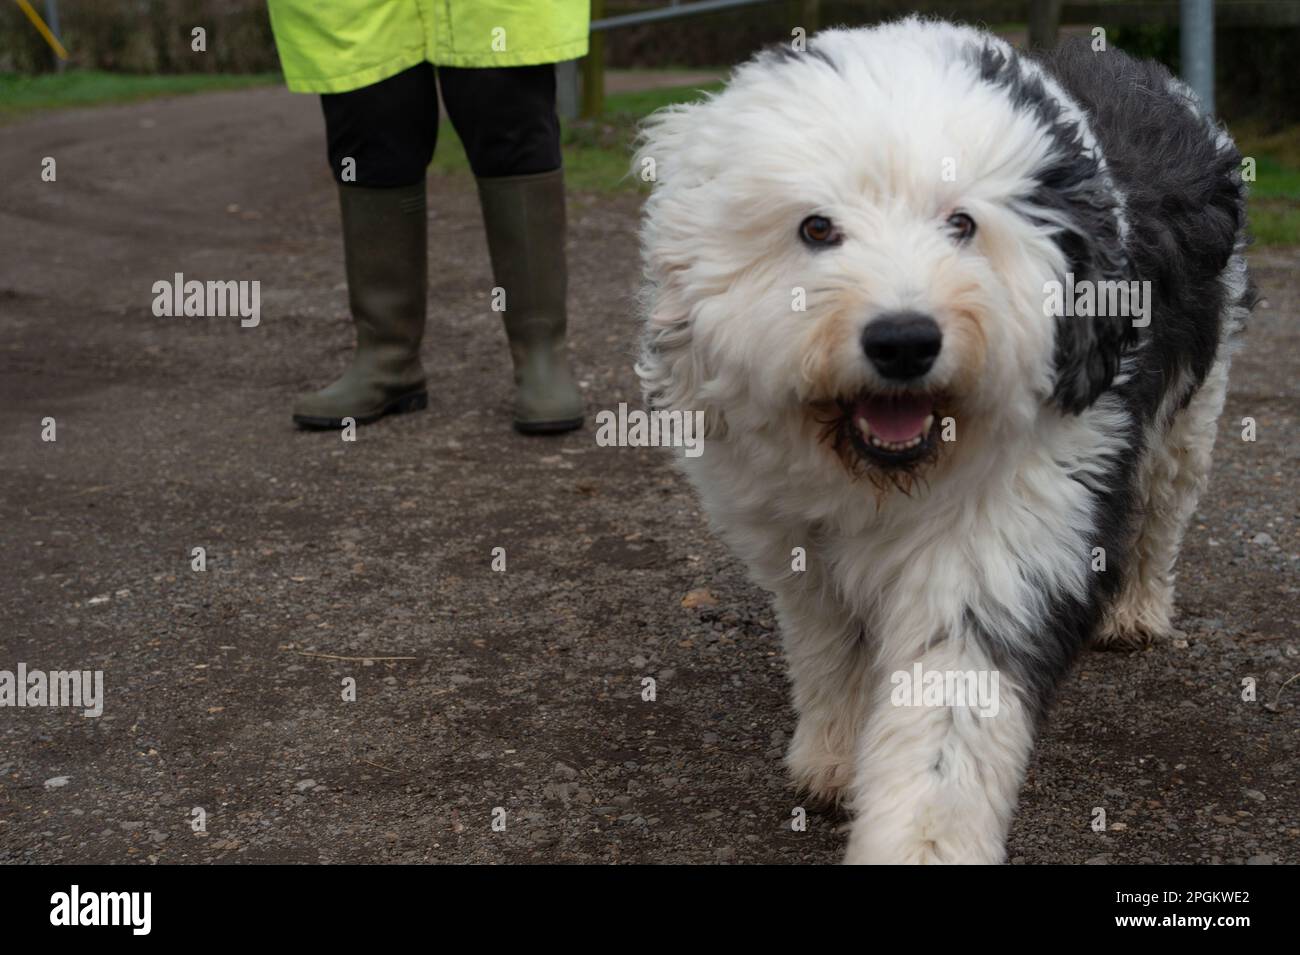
[
  {"x1": 560, "y1": 0, "x2": 784, "y2": 118},
  {"x1": 592, "y1": 0, "x2": 780, "y2": 30},
  {"x1": 563, "y1": 0, "x2": 1226, "y2": 119}
]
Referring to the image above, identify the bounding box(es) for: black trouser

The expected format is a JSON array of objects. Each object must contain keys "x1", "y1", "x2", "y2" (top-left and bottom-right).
[{"x1": 320, "y1": 62, "x2": 561, "y2": 188}]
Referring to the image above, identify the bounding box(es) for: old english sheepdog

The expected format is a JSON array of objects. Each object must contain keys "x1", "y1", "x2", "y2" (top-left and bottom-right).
[{"x1": 634, "y1": 18, "x2": 1253, "y2": 863}]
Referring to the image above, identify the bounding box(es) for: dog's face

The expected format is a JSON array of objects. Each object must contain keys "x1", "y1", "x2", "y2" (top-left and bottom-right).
[{"x1": 637, "y1": 22, "x2": 1130, "y2": 488}]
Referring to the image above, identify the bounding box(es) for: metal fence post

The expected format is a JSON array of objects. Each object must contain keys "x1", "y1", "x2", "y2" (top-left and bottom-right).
[
  {"x1": 557, "y1": 59, "x2": 579, "y2": 120},
  {"x1": 45, "y1": 0, "x2": 65, "y2": 71},
  {"x1": 1181, "y1": 0, "x2": 1215, "y2": 114}
]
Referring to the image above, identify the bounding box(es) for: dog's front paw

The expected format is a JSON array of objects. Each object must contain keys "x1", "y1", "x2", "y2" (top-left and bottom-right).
[
  {"x1": 1094, "y1": 574, "x2": 1181, "y2": 650},
  {"x1": 1093, "y1": 604, "x2": 1183, "y2": 651},
  {"x1": 786, "y1": 726, "x2": 854, "y2": 808},
  {"x1": 843, "y1": 819, "x2": 1005, "y2": 865}
]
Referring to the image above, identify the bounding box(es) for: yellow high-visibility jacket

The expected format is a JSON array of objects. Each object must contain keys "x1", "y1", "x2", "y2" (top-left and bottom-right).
[{"x1": 267, "y1": 0, "x2": 591, "y2": 94}]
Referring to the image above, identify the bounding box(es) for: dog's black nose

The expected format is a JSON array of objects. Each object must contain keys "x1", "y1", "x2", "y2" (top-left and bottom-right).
[{"x1": 861, "y1": 311, "x2": 942, "y2": 380}]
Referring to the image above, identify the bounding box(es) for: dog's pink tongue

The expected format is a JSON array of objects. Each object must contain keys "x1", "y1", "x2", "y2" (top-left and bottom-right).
[{"x1": 856, "y1": 394, "x2": 934, "y2": 442}]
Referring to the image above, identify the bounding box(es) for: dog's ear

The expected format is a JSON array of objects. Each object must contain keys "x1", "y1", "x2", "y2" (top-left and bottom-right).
[
  {"x1": 634, "y1": 101, "x2": 720, "y2": 430},
  {"x1": 636, "y1": 289, "x2": 697, "y2": 410},
  {"x1": 1039, "y1": 175, "x2": 1138, "y2": 415},
  {"x1": 636, "y1": 283, "x2": 727, "y2": 438},
  {"x1": 974, "y1": 44, "x2": 1138, "y2": 413},
  {"x1": 632, "y1": 96, "x2": 713, "y2": 196},
  {"x1": 1049, "y1": 227, "x2": 1135, "y2": 414}
]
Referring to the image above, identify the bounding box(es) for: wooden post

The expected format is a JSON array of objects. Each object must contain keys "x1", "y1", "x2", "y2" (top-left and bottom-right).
[
  {"x1": 788, "y1": 0, "x2": 820, "y2": 36},
  {"x1": 801, "y1": 0, "x2": 821, "y2": 35},
  {"x1": 581, "y1": 0, "x2": 606, "y2": 118},
  {"x1": 785, "y1": 0, "x2": 816, "y2": 42},
  {"x1": 1027, "y1": 0, "x2": 1062, "y2": 49}
]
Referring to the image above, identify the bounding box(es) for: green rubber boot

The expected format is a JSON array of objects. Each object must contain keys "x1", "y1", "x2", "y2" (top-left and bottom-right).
[
  {"x1": 476, "y1": 170, "x2": 584, "y2": 434},
  {"x1": 292, "y1": 183, "x2": 428, "y2": 429}
]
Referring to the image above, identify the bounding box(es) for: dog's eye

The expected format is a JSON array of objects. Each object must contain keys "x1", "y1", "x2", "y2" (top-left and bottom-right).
[
  {"x1": 946, "y1": 211, "x2": 977, "y2": 243},
  {"x1": 799, "y1": 215, "x2": 840, "y2": 248}
]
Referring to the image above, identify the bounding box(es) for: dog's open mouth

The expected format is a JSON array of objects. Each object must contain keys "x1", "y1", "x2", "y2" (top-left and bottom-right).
[{"x1": 842, "y1": 392, "x2": 940, "y2": 467}]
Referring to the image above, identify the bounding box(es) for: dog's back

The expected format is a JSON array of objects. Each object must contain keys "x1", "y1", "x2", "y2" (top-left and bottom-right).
[
  {"x1": 1026, "y1": 39, "x2": 1254, "y2": 652},
  {"x1": 1036, "y1": 39, "x2": 1251, "y2": 406}
]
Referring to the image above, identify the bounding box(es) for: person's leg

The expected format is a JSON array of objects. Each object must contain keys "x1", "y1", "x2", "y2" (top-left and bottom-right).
[
  {"x1": 438, "y1": 64, "x2": 583, "y2": 433},
  {"x1": 293, "y1": 64, "x2": 436, "y2": 428}
]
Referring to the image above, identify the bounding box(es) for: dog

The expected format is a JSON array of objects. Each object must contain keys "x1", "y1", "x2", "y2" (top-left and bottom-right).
[{"x1": 634, "y1": 18, "x2": 1253, "y2": 863}]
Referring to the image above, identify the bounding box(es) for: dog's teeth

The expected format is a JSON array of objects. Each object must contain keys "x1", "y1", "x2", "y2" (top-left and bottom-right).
[
  {"x1": 922, "y1": 415, "x2": 934, "y2": 432},
  {"x1": 856, "y1": 417, "x2": 872, "y2": 437},
  {"x1": 864, "y1": 431, "x2": 926, "y2": 454}
]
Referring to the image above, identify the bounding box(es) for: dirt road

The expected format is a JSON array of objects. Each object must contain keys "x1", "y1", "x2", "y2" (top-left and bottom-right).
[{"x1": 0, "y1": 87, "x2": 1295, "y2": 863}]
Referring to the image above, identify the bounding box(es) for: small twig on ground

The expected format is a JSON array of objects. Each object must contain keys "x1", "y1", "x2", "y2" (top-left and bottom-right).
[
  {"x1": 1264, "y1": 672, "x2": 1299, "y2": 713},
  {"x1": 360, "y1": 759, "x2": 403, "y2": 774}
]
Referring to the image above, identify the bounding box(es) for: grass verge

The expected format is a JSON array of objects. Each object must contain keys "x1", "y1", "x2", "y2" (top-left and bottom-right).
[
  {"x1": 0, "y1": 70, "x2": 281, "y2": 123},
  {"x1": 432, "y1": 82, "x2": 721, "y2": 194},
  {"x1": 1235, "y1": 123, "x2": 1300, "y2": 246}
]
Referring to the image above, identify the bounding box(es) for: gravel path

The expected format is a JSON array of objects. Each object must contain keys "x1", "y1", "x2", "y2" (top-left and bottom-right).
[{"x1": 0, "y1": 87, "x2": 1295, "y2": 864}]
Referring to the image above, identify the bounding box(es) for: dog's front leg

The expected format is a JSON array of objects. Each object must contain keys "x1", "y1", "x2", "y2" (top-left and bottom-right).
[
  {"x1": 773, "y1": 582, "x2": 872, "y2": 807},
  {"x1": 842, "y1": 634, "x2": 1038, "y2": 864}
]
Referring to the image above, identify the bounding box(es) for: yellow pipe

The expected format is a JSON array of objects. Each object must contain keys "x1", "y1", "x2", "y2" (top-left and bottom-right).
[{"x1": 16, "y1": 0, "x2": 69, "y2": 60}]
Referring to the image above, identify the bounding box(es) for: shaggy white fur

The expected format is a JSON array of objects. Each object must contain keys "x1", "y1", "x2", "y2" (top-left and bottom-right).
[{"x1": 634, "y1": 18, "x2": 1246, "y2": 863}]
